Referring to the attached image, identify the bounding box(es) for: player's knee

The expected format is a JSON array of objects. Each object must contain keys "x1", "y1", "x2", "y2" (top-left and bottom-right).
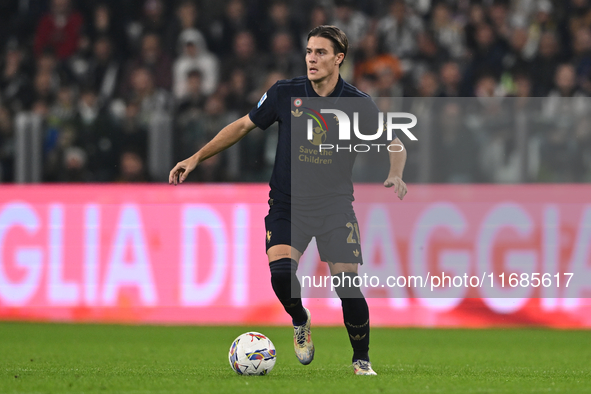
[{"x1": 333, "y1": 272, "x2": 364, "y2": 299}]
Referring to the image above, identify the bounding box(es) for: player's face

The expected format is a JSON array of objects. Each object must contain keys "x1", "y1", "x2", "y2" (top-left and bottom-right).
[{"x1": 306, "y1": 36, "x2": 342, "y2": 82}]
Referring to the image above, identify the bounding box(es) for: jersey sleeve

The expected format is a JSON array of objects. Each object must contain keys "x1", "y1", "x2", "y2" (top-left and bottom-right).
[{"x1": 248, "y1": 83, "x2": 279, "y2": 130}]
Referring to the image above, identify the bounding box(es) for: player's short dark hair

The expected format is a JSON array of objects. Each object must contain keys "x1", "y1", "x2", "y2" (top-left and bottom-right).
[{"x1": 307, "y1": 25, "x2": 348, "y2": 67}]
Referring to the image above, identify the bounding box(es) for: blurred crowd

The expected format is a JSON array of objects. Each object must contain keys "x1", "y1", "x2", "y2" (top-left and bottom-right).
[{"x1": 1, "y1": 0, "x2": 591, "y2": 183}]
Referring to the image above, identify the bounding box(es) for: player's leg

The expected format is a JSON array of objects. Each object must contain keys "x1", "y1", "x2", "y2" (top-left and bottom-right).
[
  {"x1": 267, "y1": 245, "x2": 314, "y2": 365},
  {"x1": 265, "y1": 205, "x2": 314, "y2": 365},
  {"x1": 328, "y1": 262, "x2": 374, "y2": 374},
  {"x1": 317, "y1": 213, "x2": 375, "y2": 375},
  {"x1": 267, "y1": 244, "x2": 306, "y2": 324}
]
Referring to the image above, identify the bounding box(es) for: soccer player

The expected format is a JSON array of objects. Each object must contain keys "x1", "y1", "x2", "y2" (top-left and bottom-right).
[{"x1": 169, "y1": 25, "x2": 408, "y2": 375}]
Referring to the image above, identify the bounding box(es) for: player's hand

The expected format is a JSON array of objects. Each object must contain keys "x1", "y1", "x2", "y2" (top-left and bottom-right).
[
  {"x1": 384, "y1": 176, "x2": 407, "y2": 200},
  {"x1": 169, "y1": 156, "x2": 198, "y2": 185}
]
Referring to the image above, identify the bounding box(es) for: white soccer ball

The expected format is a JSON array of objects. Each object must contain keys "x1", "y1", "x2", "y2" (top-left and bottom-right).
[{"x1": 228, "y1": 332, "x2": 277, "y2": 375}]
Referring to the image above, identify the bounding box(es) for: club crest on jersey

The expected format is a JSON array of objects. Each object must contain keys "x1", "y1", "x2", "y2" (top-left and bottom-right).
[{"x1": 257, "y1": 92, "x2": 267, "y2": 108}]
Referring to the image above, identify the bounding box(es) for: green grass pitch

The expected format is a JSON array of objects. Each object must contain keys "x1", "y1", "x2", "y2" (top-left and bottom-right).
[{"x1": 1, "y1": 322, "x2": 590, "y2": 393}]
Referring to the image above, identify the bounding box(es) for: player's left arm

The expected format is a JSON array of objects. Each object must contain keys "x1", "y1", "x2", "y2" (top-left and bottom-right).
[{"x1": 383, "y1": 138, "x2": 407, "y2": 200}]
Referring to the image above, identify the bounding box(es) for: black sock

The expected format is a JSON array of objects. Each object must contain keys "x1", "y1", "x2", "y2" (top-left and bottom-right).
[
  {"x1": 342, "y1": 297, "x2": 370, "y2": 361},
  {"x1": 334, "y1": 272, "x2": 370, "y2": 362},
  {"x1": 269, "y1": 258, "x2": 307, "y2": 325}
]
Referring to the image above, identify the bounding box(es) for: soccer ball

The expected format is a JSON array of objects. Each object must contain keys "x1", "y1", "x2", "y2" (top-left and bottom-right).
[{"x1": 228, "y1": 332, "x2": 277, "y2": 375}]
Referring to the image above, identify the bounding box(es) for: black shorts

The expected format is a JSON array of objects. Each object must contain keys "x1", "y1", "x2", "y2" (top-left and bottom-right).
[{"x1": 264, "y1": 200, "x2": 363, "y2": 264}]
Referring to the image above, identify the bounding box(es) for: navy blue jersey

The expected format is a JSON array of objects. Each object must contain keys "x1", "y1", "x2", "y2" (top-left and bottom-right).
[{"x1": 249, "y1": 75, "x2": 393, "y2": 215}]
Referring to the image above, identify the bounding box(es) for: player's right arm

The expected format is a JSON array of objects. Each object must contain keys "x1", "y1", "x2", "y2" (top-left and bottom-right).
[{"x1": 169, "y1": 114, "x2": 257, "y2": 185}]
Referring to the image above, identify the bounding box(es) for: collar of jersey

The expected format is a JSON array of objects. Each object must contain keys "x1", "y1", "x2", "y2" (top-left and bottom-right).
[{"x1": 305, "y1": 75, "x2": 345, "y2": 102}]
